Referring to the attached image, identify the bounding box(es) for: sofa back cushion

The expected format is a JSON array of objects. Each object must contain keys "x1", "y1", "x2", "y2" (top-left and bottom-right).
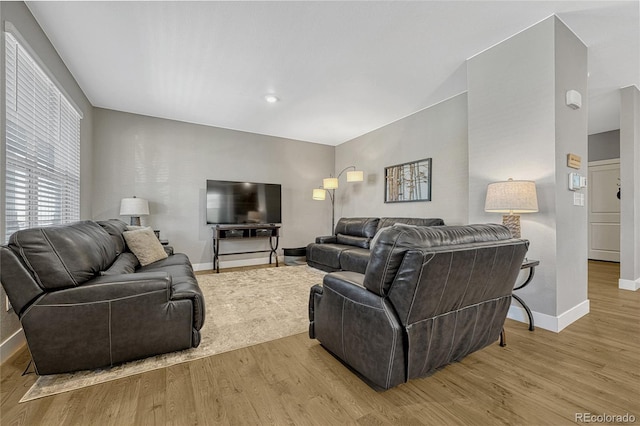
[
  {"x1": 8, "y1": 221, "x2": 117, "y2": 290},
  {"x1": 97, "y1": 219, "x2": 129, "y2": 255},
  {"x1": 334, "y1": 217, "x2": 379, "y2": 238},
  {"x1": 100, "y1": 252, "x2": 139, "y2": 275},
  {"x1": 335, "y1": 233, "x2": 370, "y2": 249},
  {"x1": 363, "y1": 224, "x2": 520, "y2": 297},
  {"x1": 376, "y1": 217, "x2": 445, "y2": 233},
  {"x1": 392, "y1": 242, "x2": 528, "y2": 324}
]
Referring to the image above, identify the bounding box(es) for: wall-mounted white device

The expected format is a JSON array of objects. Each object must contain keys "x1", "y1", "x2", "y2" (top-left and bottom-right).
[
  {"x1": 568, "y1": 173, "x2": 587, "y2": 191},
  {"x1": 569, "y1": 172, "x2": 581, "y2": 191},
  {"x1": 566, "y1": 90, "x2": 582, "y2": 110}
]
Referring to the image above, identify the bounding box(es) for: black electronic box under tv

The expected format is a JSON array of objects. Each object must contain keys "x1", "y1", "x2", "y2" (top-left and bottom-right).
[{"x1": 206, "y1": 180, "x2": 282, "y2": 225}]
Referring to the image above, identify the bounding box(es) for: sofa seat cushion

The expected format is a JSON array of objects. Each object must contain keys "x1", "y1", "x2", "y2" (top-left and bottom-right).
[
  {"x1": 101, "y1": 252, "x2": 139, "y2": 275},
  {"x1": 339, "y1": 248, "x2": 370, "y2": 274},
  {"x1": 140, "y1": 252, "x2": 191, "y2": 269},
  {"x1": 323, "y1": 270, "x2": 366, "y2": 289},
  {"x1": 138, "y1": 254, "x2": 194, "y2": 279},
  {"x1": 138, "y1": 254, "x2": 198, "y2": 293},
  {"x1": 306, "y1": 243, "x2": 352, "y2": 271}
]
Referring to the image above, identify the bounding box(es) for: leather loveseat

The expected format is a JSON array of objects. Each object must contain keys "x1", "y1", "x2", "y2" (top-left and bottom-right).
[
  {"x1": 306, "y1": 217, "x2": 445, "y2": 273},
  {"x1": 0, "y1": 219, "x2": 205, "y2": 375},
  {"x1": 309, "y1": 223, "x2": 528, "y2": 390}
]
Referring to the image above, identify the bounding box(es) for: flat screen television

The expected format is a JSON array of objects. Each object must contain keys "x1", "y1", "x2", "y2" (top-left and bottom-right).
[{"x1": 206, "y1": 180, "x2": 282, "y2": 225}]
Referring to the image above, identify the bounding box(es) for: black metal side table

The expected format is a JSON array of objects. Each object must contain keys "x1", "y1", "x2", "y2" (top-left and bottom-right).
[
  {"x1": 500, "y1": 259, "x2": 539, "y2": 347},
  {"x1": 513, "y1": 259, "x2": 539, "y2": 331}
]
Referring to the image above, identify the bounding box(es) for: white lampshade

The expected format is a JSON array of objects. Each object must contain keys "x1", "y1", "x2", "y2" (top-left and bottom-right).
[
  {"x1": 346, "y1": 170, "x2": 364, "y2": 182},
  {"x1": 120, "y1": 197, "x2": 149, "y2": 216},
  {"x1": 120, "y1": 197, "x2": 149, "y2": 226},
  {"x1": 312, "y1": 188, "x2": 326, "y2": 200},
  {"x1": 323, "y1": 177, "x2": 339, "y2": 190},
  {"x1": 485, "y1": 179, "x2": 538, "y2": 213}
]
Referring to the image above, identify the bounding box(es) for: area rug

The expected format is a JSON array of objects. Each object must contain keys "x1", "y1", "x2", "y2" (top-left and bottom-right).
[{"x1": 19, "y1": 265, "x2": 326, "y2": 403}]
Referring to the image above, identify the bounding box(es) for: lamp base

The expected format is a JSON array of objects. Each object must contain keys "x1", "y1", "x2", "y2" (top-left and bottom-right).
[
  {"x1": 502, "y1": 214, "x2": 521, "y2": 238},
  {"x1": 130, "y1": 216, "x2": 141, "y2": 226}
]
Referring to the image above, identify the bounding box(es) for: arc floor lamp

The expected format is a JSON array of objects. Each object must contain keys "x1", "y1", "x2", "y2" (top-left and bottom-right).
[{"x1": 313, "y1": 166, "x2": 364, "y2": 231}]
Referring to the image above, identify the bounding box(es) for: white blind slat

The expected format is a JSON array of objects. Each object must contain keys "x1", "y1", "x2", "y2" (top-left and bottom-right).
[{"x1": 4, "y1": 32, "x2": 81, "y2": 242}]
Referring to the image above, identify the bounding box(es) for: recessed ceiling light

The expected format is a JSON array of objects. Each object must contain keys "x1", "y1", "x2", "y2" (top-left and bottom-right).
[{"x1": 264, "y1": 95, "x2": 279, "y2": 103}]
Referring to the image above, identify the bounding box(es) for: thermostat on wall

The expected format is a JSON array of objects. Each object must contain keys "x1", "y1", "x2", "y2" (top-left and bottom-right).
[
  {"x1": 568, "y1": 173, "x2": 587, "y2": 191},
  {"x1": 569, "y1": 172, "x2": 581, "y2": 191}
]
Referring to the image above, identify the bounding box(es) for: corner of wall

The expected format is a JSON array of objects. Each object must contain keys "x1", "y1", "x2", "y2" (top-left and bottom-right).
[{"x1": 0, "y1": 329, "x2": 26, "y2": 365}]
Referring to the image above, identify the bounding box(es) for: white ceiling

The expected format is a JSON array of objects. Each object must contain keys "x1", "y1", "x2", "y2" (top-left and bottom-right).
[{"x1": 26, "y1": 1, "x2": 639, "y2": 146}]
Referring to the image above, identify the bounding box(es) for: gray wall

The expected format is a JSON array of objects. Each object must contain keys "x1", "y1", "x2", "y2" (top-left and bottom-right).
[
  {"x1": 92, "y1": 108, "x2": 334, "y2": 269},
  {"x1": 334, "y1": 93, "x2": 469, "y2": 225},
  {"x1": 1, "y1": 2, "x2": 94, "y2": 345},
  {"x1": 468, "y1": 17, "x2": 588, "y2": 326},
  {"x1": 588, "y1": 130, "x2": 620, "y2": 161}
]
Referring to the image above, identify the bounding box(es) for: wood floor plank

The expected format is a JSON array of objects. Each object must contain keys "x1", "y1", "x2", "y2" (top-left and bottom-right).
[
  {"x1": 1, "y1": 261, "x2": 638, "y2": 425},
  {"x1": 133, "y1": 369, "x2": 167, "y2": 426}
]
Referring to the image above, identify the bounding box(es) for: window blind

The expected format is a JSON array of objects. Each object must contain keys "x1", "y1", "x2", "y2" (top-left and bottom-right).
[{"x1": 4, "y1": 32, "x2": 81, "y2": 242}]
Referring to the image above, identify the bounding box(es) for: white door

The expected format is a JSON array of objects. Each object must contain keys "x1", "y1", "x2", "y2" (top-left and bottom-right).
[{"x1": 588, "y1": 159, "x2": 620, "y2": 262}]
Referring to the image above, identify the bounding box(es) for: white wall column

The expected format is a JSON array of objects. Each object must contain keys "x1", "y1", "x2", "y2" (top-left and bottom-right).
[
  {"x1": 619, "y1": 85, "x2": 640, "y2": 291},
  {"x1": 468, "y1": 17, "x2": 589, "y2": 332}
]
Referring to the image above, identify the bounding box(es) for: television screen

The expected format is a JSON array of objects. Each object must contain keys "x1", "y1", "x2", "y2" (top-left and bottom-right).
[{"x1": 206, "y1": 180, "x2": 282, "y2": 225}]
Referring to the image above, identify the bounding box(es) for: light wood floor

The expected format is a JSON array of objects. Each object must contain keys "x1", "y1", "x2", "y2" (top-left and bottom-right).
[{"x1": 1, "y1": 261, "x2": 638, "y2": 425}]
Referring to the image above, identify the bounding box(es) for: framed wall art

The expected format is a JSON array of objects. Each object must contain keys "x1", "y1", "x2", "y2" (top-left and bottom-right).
[{"x1": 384, "y1": 158, "x2": 432, "y2": 203}]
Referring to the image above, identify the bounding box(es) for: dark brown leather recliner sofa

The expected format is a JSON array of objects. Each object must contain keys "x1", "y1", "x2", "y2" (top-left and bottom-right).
[
  {"x1": 306, "y1": 217, "x2": 445, "y2": 273},
  {"x1": 1, "y1": 219, "x2": 205, "y2": 375},
  {"x1": 309, "y1": 223, "x2": 528, "y2": 390}
]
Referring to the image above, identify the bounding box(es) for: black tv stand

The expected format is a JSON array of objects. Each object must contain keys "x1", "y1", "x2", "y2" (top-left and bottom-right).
[{"x1": 212, "y1": 224, "x2": 280, "y2": 273}]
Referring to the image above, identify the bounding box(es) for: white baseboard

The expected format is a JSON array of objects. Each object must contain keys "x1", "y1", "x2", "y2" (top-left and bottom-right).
[
  {"x1": 556, "y1": 299, "x2": 590, "y2": 332},
  {"x1": 192, "y1": 256, "x2": 284, "y2": 272},
  {"x1": 0, "y1": 328, "x2": 26, "y2": 364},
  {"x1": 192, "y1": 262, "x2": 214, "y2": 271},
  {"x1": 507, "y1": 299, "x2": 590, "y2": 333},
  {"x1": 619, "y1": 277, "x2": 640, "y2": 291}
]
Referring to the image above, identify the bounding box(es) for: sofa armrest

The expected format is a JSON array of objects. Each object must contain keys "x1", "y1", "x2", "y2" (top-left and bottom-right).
[
  {"x1": 21, "y1": 272, "x2": 197, "y2": 374},
  {"x1": 309, "y1": 272, "x2": 405, "y2": 389},
  {"x1": 315, "y1": 235, "x2": 336, "y2": 244},
  {"x1": 28, "y1": 272, "x2": 172, "y2": 306},
  {"x1": 308, "y1": 284, "x2": 323, "y2": 338},
  {"x1": 170, "y1": 281, "x2": 206, "y2": 330}
]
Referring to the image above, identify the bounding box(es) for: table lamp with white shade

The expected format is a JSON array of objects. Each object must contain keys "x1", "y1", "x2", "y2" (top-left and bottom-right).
[
  {"x1": 484, "y1": 179, "x2": 538, "y2": 238},
  {"x1": 119, "y1": 196, "x2": 149, "y2": 226}
]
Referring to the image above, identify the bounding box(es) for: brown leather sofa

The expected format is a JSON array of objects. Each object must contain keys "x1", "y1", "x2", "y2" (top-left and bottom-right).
[
  {"x1": 306, "y1": 217, "x2": 445, "y2": 273},
  {"x1": 1, "y1": 219, "x2": 205, "y2": 375},
  {"x1": 309, "y1": 223, "x2": 528, "y2": 390}
]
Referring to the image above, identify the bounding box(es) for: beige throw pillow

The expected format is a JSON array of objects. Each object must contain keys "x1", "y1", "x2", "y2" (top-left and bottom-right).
[{"x1": 123, "y1": 227, "x2": 168, "y2": 266}]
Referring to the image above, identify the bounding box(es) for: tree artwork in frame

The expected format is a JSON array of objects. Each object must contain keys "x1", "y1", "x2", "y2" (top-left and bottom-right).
[{"x1": 385, "y1": 158, "x2": 432, "y2": 203}]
